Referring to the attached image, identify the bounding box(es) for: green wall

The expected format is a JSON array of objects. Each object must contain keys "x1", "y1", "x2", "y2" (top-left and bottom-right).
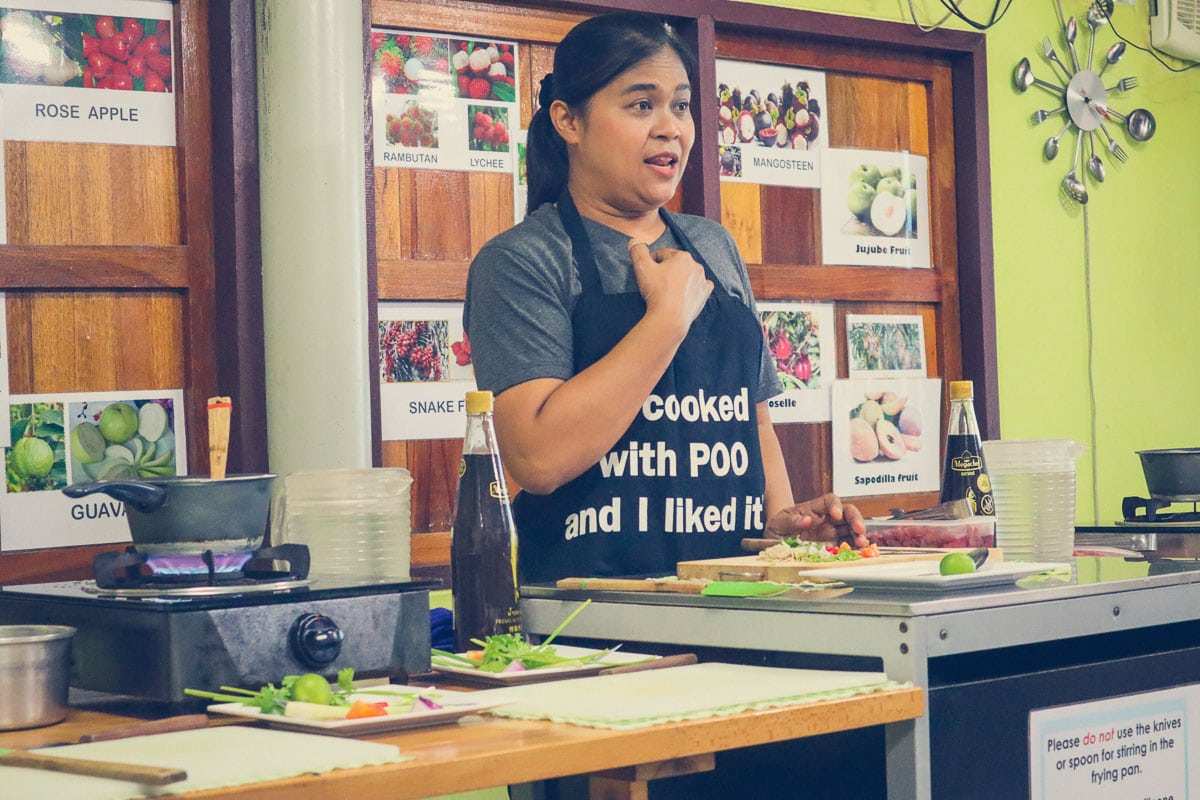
[{"x1": 740, "y1": 0, "x2": 1200, "y2": 523}]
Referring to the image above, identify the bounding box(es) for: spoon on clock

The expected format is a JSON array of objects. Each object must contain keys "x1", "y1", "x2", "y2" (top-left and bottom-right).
[{"x1": 1062, "y1": 132, "x2": 1089, "y2": 204}]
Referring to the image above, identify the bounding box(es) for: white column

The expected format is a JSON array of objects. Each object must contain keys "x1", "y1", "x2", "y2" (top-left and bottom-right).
[{"x1": 256, "y1": 0, "x2": 372, "y2": 472}]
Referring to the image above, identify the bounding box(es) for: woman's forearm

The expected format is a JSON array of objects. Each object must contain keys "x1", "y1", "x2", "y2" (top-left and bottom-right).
[
  {"x1": 494, "y1": 311, "x2": 688, "y2": 494},
  {"x1": 758, "y1": 402, "x2": 795, "y2": 519}
]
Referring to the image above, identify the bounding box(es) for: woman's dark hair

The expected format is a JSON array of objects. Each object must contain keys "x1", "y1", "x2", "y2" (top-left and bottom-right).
[{"x1": 525, "y1": 13, "x2": 697, "y2": 213}]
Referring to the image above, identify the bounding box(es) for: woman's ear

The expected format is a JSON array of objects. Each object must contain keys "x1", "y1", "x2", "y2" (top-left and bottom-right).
[{"x1": 548, "y1": 99, "x2": 581, "y2": 145}]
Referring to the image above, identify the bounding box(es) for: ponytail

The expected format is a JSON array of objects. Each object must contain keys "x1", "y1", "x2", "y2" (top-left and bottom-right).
[{"x1": 526, "y1": 74, "x2": 569, "y2": 214}]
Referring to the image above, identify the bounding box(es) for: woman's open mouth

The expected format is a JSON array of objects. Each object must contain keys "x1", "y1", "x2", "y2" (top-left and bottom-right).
[{"x1": 644, "y1": 153, "x2": 679, "y2": 177}]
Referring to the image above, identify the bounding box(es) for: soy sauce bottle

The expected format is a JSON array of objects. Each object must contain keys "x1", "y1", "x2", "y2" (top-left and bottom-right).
[
  {"x1": 939, "y1": 381, "x2": 995, "y2": 516},
  {"x1": 451, "y1": 391, "x2": 521, "y2": 651}
]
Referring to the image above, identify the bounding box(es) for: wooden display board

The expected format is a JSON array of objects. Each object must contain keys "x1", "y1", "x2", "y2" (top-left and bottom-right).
[
  {"x1": 368, "y1": 0, "x2": 996, "y2": 579},
  {"x1": 0, "y1": 0, "x2": 225, "y2": 583}
]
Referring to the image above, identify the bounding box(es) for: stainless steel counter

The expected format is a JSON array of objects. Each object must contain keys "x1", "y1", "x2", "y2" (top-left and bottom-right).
[{"x1": 520, "y1": 557, "x2": 1200, "y2": 799}]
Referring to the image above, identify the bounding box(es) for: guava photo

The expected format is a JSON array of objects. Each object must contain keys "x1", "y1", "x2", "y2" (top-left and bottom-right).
[
  {"x1": 6, "y1": 402, "x2": 67, "y2": 493},
  {"x1": 67, "y1": 399, "x2": 177, "y2": 482}
]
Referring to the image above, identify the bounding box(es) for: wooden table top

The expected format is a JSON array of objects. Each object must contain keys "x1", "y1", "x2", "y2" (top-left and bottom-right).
[{"x1": 1, "y1": 686, "x2": 922, "y2": 799}]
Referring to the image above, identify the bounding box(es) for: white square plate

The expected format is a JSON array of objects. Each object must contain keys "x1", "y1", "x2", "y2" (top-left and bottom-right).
[
  {"x1": 206, "y1": 686, "x2": 504, "y2": 736},
  {"x1": 431, "y1": 645, "x2": 659, "y2": 686},
  {"x1": 807, "y1": 560, "x2": 1071, "y2": 591}
]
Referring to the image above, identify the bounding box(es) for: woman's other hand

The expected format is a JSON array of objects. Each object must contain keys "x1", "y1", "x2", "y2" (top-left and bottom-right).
[
  {"x1": 765, "y1": 492, "x2": 867, "y2": 546},
  {"x1": 629, "y1": 240, "x2": 712, "y2": 339}
]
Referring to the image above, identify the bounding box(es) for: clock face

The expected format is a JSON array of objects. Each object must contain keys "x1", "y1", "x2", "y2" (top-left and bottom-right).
[{"x1": 1014, "y1": 1, "x2": 1156, "y2": 204}]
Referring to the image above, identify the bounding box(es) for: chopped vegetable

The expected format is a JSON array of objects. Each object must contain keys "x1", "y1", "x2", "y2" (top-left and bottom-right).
[
  {"x1": 762, "y1": 538, "x2": 881, "y2": 563},
  {"x1": 346, "y1": 700, "x2": 389, "y2": 719},
  {"x1": 432, "y1": 600, "x2": 614, "y2": 673},
  {"x1": 185, "y1": 668, "x2": 445, "y2": 719}
]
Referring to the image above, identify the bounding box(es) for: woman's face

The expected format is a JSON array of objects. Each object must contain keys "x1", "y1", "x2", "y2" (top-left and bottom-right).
[{"x1": 555, "y1": 48, "x2": 694, "y2": 218}]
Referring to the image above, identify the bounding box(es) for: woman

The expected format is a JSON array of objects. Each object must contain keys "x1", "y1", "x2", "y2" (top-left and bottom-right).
[{"x1": 464, "y1": 12, "x2": 864, "y2": 584}]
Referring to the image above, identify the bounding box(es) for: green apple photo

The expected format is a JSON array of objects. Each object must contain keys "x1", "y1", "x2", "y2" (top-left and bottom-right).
[{"x1": 845, "y1": 162, "x2": 918, "y2": 237}]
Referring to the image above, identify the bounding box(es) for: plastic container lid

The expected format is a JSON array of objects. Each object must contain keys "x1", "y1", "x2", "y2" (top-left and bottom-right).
[{"x1": 981, "y1": 439, "x2": 1086, "y2": 472}]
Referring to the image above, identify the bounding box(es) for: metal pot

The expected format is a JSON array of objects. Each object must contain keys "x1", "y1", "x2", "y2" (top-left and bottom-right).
[
  {"x1": 1136, "y1": 448, "x2": 1200, "y2": 501},
  {"x1": 62, "y1": 474, "x2": 276, "y2": 556},
  {"x1": 0, "y1": 625, "x2": 75, "y2": 730}
]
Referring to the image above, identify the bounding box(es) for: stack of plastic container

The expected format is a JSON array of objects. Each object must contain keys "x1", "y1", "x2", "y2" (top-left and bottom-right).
[
  {"x1": 980, "y1": 439, "x2": 1085, "y2": 563},
  {"x1": 271, "y1": 467, "x2": 413, "y2": 581}
]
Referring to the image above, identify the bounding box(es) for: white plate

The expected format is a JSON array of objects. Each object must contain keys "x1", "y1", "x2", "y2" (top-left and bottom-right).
[
  {"x1": 207, "y1": 686, "x2": 504, "y2": 736},
  {"x1": 807, "y1": 560, "x2": 1072, "y2": 591},
  {"x1": 431, "y1": 644, "x2": 660, "y2": 686}
]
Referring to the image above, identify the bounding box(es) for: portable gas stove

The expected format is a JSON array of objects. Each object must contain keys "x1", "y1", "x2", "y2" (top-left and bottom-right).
[
  {"x1": 0, "y1": 543, "x2": 437, "y2": 706},
  {"x1": 1075, "y1": 496, "x2": 1200, "y2": 556}
]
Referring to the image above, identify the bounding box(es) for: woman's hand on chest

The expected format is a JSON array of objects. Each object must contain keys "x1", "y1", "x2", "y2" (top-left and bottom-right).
[{"x1": 628, "y1": 240, "x2": 713, "y2": 340}]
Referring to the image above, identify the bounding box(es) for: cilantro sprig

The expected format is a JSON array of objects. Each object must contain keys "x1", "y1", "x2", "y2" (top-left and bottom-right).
[{"x1": 432, "y1": 599, "x2": 614, "y2": 673}]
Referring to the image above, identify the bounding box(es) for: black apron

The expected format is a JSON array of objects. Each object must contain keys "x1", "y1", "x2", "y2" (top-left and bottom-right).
[{"x1": 513, "y1": 193, "x2": 767, "y2": 583}]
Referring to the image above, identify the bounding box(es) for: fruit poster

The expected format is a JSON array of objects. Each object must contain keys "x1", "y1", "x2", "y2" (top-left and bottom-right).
[
  {"x1": 845, "y1": 314, "x2": 927, "y2": 379},
  {"x1": 1, "y1": 388, "x2": 186, "y2": 551},
  {"x1": 512, "y1": 128, "x2": 527, "y2": 223},
  {"x1": 378, "y1": 301, "x2": 476, "y2": 441},
  {"x1": 370, "y1": 29, "x2": 519, "y2": 174},
  {"x1": 758, "y1": 301, "x2": 835, "y2": 423},
  {"x1": 831, "y1": 378, "x2": 940, "y2": 498},
  {"x1": 0, "y1": 295, "x2": 8, "y2": 446},
  {"x1": 715, "y1": 59, "x2": 826, "y2": 187},
  {"x1": 819, "y1": 148, "x2": 931, "y2": 268},
  {"x1": 0, "y1": 2, "x2": 177, "y2": 147}
]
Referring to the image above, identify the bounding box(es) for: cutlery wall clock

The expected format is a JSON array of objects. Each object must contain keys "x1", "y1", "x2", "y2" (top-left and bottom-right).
[{"x1": 1014, "y1": 0, "x2": 1157, "y2": 204}]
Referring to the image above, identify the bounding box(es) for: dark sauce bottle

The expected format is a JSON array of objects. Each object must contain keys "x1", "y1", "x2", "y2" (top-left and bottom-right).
[
  {"x1": 939, "y1": 381, "x2": 995, "y2": 516},
  {"x1": 451, "y1": 391, "x2": 521, "y2": 651}
]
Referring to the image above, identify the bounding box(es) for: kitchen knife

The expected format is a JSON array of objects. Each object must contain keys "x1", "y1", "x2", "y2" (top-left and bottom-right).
[
  {"x1": 78, "y1": 713, "x2": 209, "y2": 743},
  {"x1": 0, "y1": 748, "x2": 187, "y2": 785},
  {"x1": 597, "y1": 653, "x2": 698, "y2": 675},
  {"x1": 968, "y1": 547, "x2": 990, "y2": 569}
]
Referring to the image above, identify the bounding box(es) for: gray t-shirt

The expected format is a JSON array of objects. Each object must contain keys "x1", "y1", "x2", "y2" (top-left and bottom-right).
[{"x1": 463, "y1": 202, "x2": 782, "y2": 401}]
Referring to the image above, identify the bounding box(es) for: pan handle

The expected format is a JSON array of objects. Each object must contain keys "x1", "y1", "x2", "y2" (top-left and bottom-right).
[{"x1": 61, "y1": 480, "x2": 167, "y2": 513}]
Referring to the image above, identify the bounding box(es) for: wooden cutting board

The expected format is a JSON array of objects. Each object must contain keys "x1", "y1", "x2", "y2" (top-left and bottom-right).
[{"x1": 677, "y1": 550, "x2": 997, "y2": 583}]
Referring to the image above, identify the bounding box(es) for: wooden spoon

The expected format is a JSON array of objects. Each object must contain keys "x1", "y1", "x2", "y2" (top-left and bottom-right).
[
  {"x1": 206, "y1": 396, "x2": 232, "y2": 480},
  {"x1": 0, "y1": 747, "x2": 186, "y2": 785}
]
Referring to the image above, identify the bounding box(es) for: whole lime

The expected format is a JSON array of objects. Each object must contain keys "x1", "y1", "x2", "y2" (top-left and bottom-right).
[
  {"x1": 939, "y1": 552, "x2": 977, "y2": 576},
  {"x1": 11, "y1": 437, "x2": 54, "y2": 478},
  {"x1": 98, "y1": 402, "x2": 138, "y2": 443},
  {"x1": 290, "y1": 673, "x2": 334, "y2": 705}
]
